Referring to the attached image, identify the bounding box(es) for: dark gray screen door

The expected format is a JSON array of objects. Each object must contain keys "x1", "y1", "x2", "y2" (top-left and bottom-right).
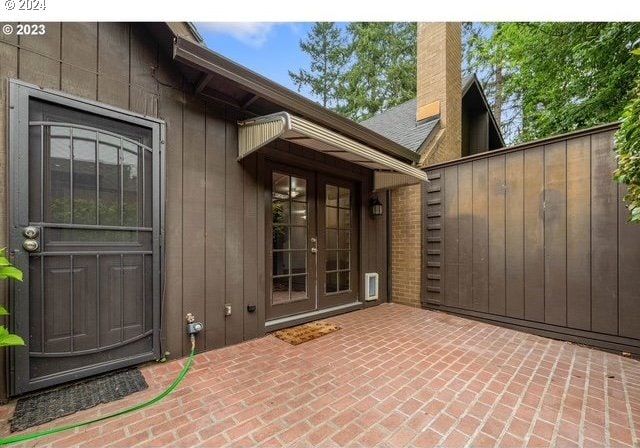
[{"x1": 9, "y1": 83, "x2": 162, "y2": 395}]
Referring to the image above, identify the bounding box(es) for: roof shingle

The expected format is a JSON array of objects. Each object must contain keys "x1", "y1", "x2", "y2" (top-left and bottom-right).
[{"x1": 360, "y1": 99, "x2": 438, "y2": 152}]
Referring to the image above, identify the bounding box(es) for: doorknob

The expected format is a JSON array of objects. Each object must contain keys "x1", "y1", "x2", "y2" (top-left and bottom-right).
[
  {"x1": 23, "y1": 226, "x2": 39, "y2": 239},
  {"x1": 310, "y1": 237, "x2": 317, "y2": 254},
  {"x1": 22, "y1": 226, "x2": 41, "y2": 252},
  {"x1": 23, "y1": 239, "x2": 39, "y2": 252}
]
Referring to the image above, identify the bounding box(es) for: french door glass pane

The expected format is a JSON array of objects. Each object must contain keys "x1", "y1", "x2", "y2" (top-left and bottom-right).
[
  {"x1": 272, "y1": 277, "x2": 289, "y2": 305},
  {"x1": 326, "y1": 206, "x2": 338, "y2": 228},
  {"x1": 339, "y1": 209, "x2": 351, "y2": 228},
  {"x1": 273, "y1": 226, "x2": 288, "y2": 250},
  {"x1": 339, "y1": 230, "x2": 350, "y2": 249},
  {"x1": 325, "y1": 183, "x2": 352, "y2": 294},
  {"x1": 291, "y1": 275, "x2": 307, "y2": 301},
  {"x1": 338, "y1": 250, "x2": 350, "y2": 270},
  {"x1": 272, "y1": 172, "x2": 290, "y2": 199},
  {"x1": 271, "y1": 172, "x2": 308, "y2": 304},
  {"x1": 326, "y1": 185, "x2": 338, "y2": 206},
  {"x1": 291, "y1": 177, "x2": 307, "y2": 202},
  {"x1": 339, "y1": 187, "x2": 350, "y2": 208},
  {"x1": 326, "y1": 272, "x2": 338, "y2": 293},
  {"x1": 338, "y1": 272, "x2": 350, "y2": 291},
  {"x1": 291, "y1": 201, "x2": 307, "y2": 225},
  {"x1": 290, "y1": 251, "x2": 306, "y2": 275},
  {"x1": 327, "y1": 229, "x2": 338, "y2": 249},
  {"x1": 326, "y1": 250, "x2": 337, "y2": 272},
  {"x1": 272, "y1": 200, "x2": 290, "y2": 225},
  {"x1": 273, "y1": 251, "x2": 289, "y2": 276}
]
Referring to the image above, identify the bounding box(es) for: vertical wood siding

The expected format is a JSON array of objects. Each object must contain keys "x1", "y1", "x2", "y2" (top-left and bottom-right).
[
  {"x1": 425, "y1": 126, "x2": 640, "y2": 354},
  {"x1": 0, "y1": 23, "x2": 390, "y2": 382}
]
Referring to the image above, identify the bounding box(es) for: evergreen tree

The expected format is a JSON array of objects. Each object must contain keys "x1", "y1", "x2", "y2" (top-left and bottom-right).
[
  {"x1": 288, "y1": 22, "x2": 348, "y2": 109},
  {"x1": 338, "y1": 22, "x2": 416, "y2": 121},
  {"x1": 290, "y1": 22, "x2": 416, "y2": 121}
]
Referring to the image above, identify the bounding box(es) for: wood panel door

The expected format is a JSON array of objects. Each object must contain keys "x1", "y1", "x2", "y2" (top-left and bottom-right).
[{"x1": 9, "y1": 84, "x2": 162, "y2": 395}]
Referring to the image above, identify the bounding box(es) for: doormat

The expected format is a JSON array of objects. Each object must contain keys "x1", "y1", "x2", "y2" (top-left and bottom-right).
[
  {"x1": 273, "y1": 321, "x2": 341, "y2": 345},
  {"x1": 10, "y1": 368, "x2": 148, "y2": 433}
]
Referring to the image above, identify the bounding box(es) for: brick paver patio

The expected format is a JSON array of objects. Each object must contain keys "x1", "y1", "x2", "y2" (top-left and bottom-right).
[{"x1": 1, "y1": 303, "x2": 639, "y2": 447}]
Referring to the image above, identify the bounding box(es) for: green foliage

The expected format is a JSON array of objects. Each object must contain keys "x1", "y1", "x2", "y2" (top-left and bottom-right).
[
  {"x1": 0, "y1": 249, "x2": 22, "y2": 282},
  {"x1": 50, "y1": 197, "x2": 135, "y2": 226},
  {"x1": 614, "y1": 45, "x2": 640, "y2": 223},
  {"x1": 289, "y1": 22, "x2": 348, "y2": 109},
  {"x1": 0, "y1": 326, "x2": 25, "y2": 347},
  {"x1": 338, "y1": 22, "x2": 416, "y2": 120},
  {"x1": 465, "y1": 23, "x2": 640, "y2": 143},
  {"x1": 0, "y1": 249, "x2": 24, "y2": 347},
  {"x1": 290, "y1": 22, "x2": 416, "y2": 121}
]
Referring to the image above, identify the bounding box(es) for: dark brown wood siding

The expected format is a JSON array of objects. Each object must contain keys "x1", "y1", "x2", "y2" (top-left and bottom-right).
[
  {"x1": 0, "y1": 23, "x2": 390, "y2": 397},
  {"x1": 424, "y1": 125, "x2": 640, "y2": 354}
]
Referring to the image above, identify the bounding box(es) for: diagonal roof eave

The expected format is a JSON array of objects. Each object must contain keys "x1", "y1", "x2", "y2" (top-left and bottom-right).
[{"x1": 172, "y1": 35, "x2": 420, "y2": 165}]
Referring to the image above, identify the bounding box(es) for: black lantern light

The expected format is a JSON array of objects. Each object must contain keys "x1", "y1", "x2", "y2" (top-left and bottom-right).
[{"x1": 369, "y1": 196, "x2": 383, "y2": 217}]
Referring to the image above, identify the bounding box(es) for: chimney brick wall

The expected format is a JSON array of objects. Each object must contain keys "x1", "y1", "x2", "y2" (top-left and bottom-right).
[
  {"x1": 391, "y1": 22, "x2": 462, "y2": 308},
  {"x1": 391, "y1": 184, "x2": 422, "y2": 307},
  {"x1": 417, "y1": 22, "x2": 462, "y2": 166}
]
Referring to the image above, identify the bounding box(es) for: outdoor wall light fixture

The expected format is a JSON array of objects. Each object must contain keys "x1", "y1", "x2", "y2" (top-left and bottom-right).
[{"x1": 369, "y1": 196, "x2": 383, "y2": 217}]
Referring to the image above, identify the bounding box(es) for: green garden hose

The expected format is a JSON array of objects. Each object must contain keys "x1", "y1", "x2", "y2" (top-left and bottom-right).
[{"x1": 0, "y1": 337, "x2": 197, "y2": 446}]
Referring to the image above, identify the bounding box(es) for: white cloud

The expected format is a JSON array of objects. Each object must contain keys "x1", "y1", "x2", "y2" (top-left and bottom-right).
[{"x1": 197, "y1": 22, "x2": 275, "y2": 48}]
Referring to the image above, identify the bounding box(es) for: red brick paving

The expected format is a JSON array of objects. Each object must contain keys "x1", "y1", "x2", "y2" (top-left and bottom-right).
[{"x1": 1, "y1": 303, "x2": 640, "y2": 447}]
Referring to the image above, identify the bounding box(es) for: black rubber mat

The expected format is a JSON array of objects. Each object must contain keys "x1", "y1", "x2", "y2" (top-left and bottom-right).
[{"x1": 10, "y1": 368, "x2": 148, "y2": 433}]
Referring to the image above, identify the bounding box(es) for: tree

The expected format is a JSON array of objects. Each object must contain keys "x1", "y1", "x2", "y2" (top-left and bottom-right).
[
  {"x1": 338, "y1": 22, "x2": 416, "y2": 121},
  {"x1": 288, "y1": 22, "x2": 348, "y2": 109},
  {"x1": 469, "y1": 23, "x2": 640, "y2": 143},
  {"x1": 614, "y1": 44, "x2": 640, "y2": 223},
  {"x1": 290, "y1": 22, "x2": 416, "y2": 121},
  {"x1": 463, "y1": 23, "x2": 521, "y2": 142}
]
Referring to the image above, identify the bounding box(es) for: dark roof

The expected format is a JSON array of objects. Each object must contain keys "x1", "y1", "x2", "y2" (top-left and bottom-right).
[
  {"x1": 360, "y1": 99, "x2": 439, "y2": 152},
  {"x1": 462, "y1": 75, "x2": 474, "y2": 93},
  {"x1": 360, "y1": 74, "x2": 504, "y2": 153},
  {"x1": 462, "y1": 74, "x2": 506, "y2": 148}
]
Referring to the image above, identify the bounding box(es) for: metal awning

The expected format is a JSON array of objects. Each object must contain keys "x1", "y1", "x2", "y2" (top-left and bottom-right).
[{"x1": 238, "y1": 112, "x2": 428, "y2": 190}]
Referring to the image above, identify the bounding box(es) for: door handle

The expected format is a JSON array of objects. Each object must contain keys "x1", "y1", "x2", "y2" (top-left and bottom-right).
[
  {"x1": 310, "y1": 237, "x2": 317, "y2": 254},
  {"x1": 23, "y1": 226, "x2": 40, "y2": 239},
  {"x1": 23, "y1": 239, "x2": 39, "y2": 252},
  {"x1": 22, "y1": 226, "x2": 41, "y2": 252}
]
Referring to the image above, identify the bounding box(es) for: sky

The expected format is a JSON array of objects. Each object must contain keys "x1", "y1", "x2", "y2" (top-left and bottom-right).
[{"x1": 196, "y1": 23, "x2": 315, "y2": 97}]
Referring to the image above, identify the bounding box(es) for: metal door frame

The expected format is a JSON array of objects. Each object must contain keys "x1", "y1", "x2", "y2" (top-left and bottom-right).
[{"x1": 7, "y1": 79, "x2": 165, "y2": 396}]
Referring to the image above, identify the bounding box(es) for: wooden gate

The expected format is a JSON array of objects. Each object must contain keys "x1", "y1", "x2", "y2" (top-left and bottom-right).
[{"x1": 423, "y1": 123, "x2": 640, "y2": 354}]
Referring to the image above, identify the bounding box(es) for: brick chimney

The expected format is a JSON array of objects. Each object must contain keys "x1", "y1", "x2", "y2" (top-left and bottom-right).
[
  {"x1": 416, "y1": 22, "x2": 462, "y2": 166},
  {"x1": 390, "y1": 22, "x2": 462, "y2": 309}
]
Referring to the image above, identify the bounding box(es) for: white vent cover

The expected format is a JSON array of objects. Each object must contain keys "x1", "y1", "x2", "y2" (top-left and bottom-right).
[{"x1": 365, "y1": 273, "x2": 379, "y2": 301}]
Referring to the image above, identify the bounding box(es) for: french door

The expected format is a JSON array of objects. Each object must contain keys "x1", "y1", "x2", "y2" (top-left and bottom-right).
[{"x1": 266, "y1": 164, "x2": 359, "y2": 321}]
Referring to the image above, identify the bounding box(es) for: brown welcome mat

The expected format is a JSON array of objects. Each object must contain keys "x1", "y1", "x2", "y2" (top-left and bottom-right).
[{"x1": 273, "y1": 321, "x2": 341, "y2": 345}]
